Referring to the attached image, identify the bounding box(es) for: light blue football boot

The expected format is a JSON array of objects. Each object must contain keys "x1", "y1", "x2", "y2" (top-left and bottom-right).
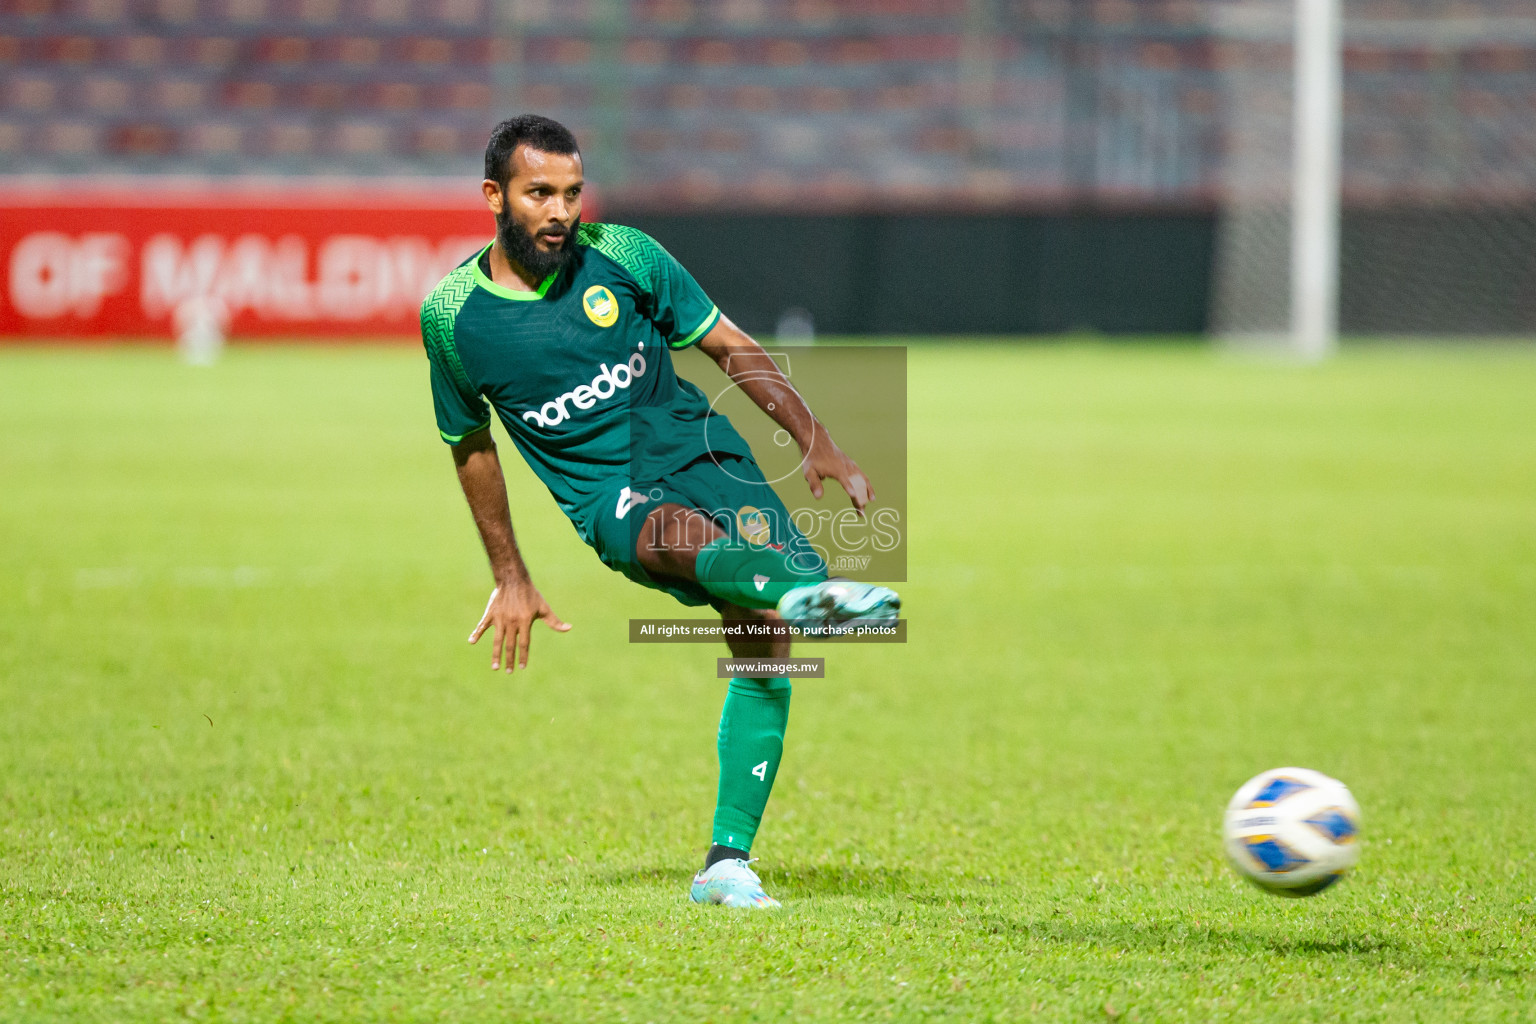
[
  {"x1": 776, "y1": 579, "x2": 901, "y2": 632},
  {"x1": 690, "y1": 858, "x2": 781, "y2": 909}
]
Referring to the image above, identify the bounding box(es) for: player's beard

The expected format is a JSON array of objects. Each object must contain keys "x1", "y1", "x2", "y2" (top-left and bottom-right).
[{"x1": 497, "y1": 205, "x2": 579, "y2": 280}]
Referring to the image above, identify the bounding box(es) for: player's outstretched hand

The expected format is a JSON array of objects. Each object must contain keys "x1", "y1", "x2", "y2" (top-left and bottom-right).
[
  {"x1": 468, "y1": 581, "x2": 571, "y2": 673},
  {"x1": 802, "y1": 433, "x2": 874, "y2": 515}
]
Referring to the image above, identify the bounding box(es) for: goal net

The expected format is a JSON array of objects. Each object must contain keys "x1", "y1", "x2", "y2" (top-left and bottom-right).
[{"x1": 1211, "y1": 0, "x2": 1536, "y2": 349}]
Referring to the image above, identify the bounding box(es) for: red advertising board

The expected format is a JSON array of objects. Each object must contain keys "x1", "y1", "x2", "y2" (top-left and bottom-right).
[{"x1": 0, "y1": 181, "x2": 496, "y2": 340}]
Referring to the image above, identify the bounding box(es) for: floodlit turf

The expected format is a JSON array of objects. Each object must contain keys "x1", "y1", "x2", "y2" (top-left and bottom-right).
[{"x1": 2, "y1": 340, "x2": 1534, "y2": 1022}]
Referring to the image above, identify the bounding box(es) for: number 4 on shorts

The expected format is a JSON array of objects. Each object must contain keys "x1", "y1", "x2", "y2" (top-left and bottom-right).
[{"x1": 752, "y1": 761, "x2": 768, "y2": 780}]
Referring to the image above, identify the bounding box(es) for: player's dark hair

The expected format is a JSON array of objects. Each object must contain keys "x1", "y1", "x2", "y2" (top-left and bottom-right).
[{"x1": 484, "y1": 115, "x2": 580, "y2": 189}]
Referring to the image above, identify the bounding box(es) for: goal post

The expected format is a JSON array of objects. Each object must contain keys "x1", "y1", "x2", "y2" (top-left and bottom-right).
[
  {"x1": 1211, "y1": 0, "x2": 1342, "y2": 360},
  {"x1": 1211, "y1": 0, "x2": 1536, "y2": 352},
  {"x1": 1290, "y1": 0, "x2": 1342, "y2": 361}
]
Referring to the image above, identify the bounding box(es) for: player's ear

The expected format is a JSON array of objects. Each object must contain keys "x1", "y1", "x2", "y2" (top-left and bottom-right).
[{"x1": 482, "y1": 179, "x2": 503, "y2": 214}]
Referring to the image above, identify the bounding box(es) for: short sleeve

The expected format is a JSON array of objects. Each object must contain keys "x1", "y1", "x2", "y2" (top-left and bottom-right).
[
  {"x1": 646, "y1": 240, "x2": 720, "y2": 350},
  {"x1": 580, "y1": 224, "x2": 721, "y2": 349},
  {"x1": 420, "y1": 265, "x2": 492, "y2": 444},
  {"x1": 426, "y1": 347, "x2": 491, "y2": 444}
]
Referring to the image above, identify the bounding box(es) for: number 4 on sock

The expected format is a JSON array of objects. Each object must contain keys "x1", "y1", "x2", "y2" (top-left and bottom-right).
[{"x1": 752, "y1": 761, "x2": 768, "y2": 781}]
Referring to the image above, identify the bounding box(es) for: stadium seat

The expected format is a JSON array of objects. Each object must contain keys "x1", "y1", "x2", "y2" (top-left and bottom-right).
[
  {"x1": 299, "y1": 0, "x2": 340, "y2": 24},
  {"x1": 190, "y1": 36, "x2": 240, "y2": 66},
  {"x1": 405, "y1": 36, "x2": 455, "y2": 64},
  {"x1": 186, "y1": 120, "x2": 245, "y2": 155},
  {"x1": 333, "y1": 118, "x2": 391, "y2": 155},
  {"x1": 155, "y1": 0, "x2": 198, "y2": 23},
  {"x1": 118, "y1": 34, "x2": 167, "y2": 65},
  {"x1": 302, "y1": 82, "x2": 350, "y2": 110},
  {"x1": 0, "y1": 121, "x2": 26, "y2": 155},
  {"x1": 156, "y1": 79, "x2": 207, "y2": 111},
  {"x1": 335, "y1": 36, "x2": 384, "y2": 64},
  {"x1": 42, "y1": 120, "x2": 99, "y2": 156},
  {"x1": 227, "y1": 81, "x2": 280, "y2": 109},
  {"x1": 412, "y1": 123, "x2": 462, "y2": 155},
  {"x1": 224, "y1": 0, "x2": 269, "y2": 24},
  {"x1": 110, "y1": 121, "x2": 177, "y2": 157},
  {"x1": 49, "y1": 34, "x2": 97, "y2": 63},
  {"x1": 263, "y1": 36, "x2": 311, "y2": 63},
  {"x1": 436, "y1": 0, "x2": 484, "y2": 26},
  {"x1": 368, "y1": 0, "x2": 410, "y2": 24},
  {"x1": 266, "y1": 121, "x2": 316, "y2": 155},
  {"x1": 10, "y1": 74, "x2": 59, "y2": 112},
  {"x1": 444, "y1": 82, "x2": 491, "y2": 109},
  {"x1": 375, "y1": 82, "x2": 423, "y2": 111},
  {"x1": 80, "y1": 75, "x2": 132, "y2": 113}
]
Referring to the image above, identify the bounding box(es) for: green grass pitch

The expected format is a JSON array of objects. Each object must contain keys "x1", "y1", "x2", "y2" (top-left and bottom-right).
[{"x1": 2, "y1": 340, "x2": 1534, "y2": 1022}]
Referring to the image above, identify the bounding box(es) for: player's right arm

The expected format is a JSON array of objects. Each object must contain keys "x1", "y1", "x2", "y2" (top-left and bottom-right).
[
  {"x1": 451, "y1": 428, "x2": 571, "y2": 673},
  {"x1": 422, "y1": 276, "x2": 568, "y2": 673}
]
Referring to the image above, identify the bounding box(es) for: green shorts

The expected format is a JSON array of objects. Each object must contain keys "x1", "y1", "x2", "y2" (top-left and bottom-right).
[{"x1": 577, "y1": 453, "x2": 825, "y2": 609}]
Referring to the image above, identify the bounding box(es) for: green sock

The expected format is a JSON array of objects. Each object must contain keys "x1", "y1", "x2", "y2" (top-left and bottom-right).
[
  {"x1": 711, "y1": 677, "x2": 792, "y2": 851},
  {"x1": 694, "y1": 538, "x2": 823, "y2": 610}
]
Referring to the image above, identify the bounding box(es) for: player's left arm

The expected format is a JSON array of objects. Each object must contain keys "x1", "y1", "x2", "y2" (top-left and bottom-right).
[{"x1": 698, "y1": 318, "x2": 873, "y2": 515}]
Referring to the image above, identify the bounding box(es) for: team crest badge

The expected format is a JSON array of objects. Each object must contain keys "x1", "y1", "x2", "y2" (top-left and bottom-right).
[
  {"x1": 737, "y1": 506, "x2": 772, "y2": 547},
  {"x1": 582, "y1": 285, "x2": 619, "y2": 327}
]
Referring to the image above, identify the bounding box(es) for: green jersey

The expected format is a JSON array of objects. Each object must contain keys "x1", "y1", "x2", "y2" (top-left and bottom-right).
[{"x1": 420, "y1": 222, "x2": 753, "y2": 535}]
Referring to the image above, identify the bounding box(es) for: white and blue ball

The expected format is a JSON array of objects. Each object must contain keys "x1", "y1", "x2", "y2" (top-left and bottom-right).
[{"x1": 1223, "y1": 767, "x2": 1361, "y2": 897}]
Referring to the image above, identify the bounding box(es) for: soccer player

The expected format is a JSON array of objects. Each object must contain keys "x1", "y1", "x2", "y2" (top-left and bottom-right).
[{"x1": 420, "y1": 115, "x2": 900, "y2": 909}]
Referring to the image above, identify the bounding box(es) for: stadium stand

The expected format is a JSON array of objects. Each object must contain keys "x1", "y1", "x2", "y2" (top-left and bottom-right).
[{"x1": 0, "y1": 0, "x2": 1532, "y2": 208}]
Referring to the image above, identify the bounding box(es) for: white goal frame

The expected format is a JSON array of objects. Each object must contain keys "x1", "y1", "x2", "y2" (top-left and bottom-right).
[{"x1": 1290, "y1": 0, "x2": 1342, "y2": 361}]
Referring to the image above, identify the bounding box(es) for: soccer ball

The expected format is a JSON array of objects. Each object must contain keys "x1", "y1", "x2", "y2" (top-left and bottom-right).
[{"x1": 1223, "y1": 767, "x2": 1361, "y2": 897}]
